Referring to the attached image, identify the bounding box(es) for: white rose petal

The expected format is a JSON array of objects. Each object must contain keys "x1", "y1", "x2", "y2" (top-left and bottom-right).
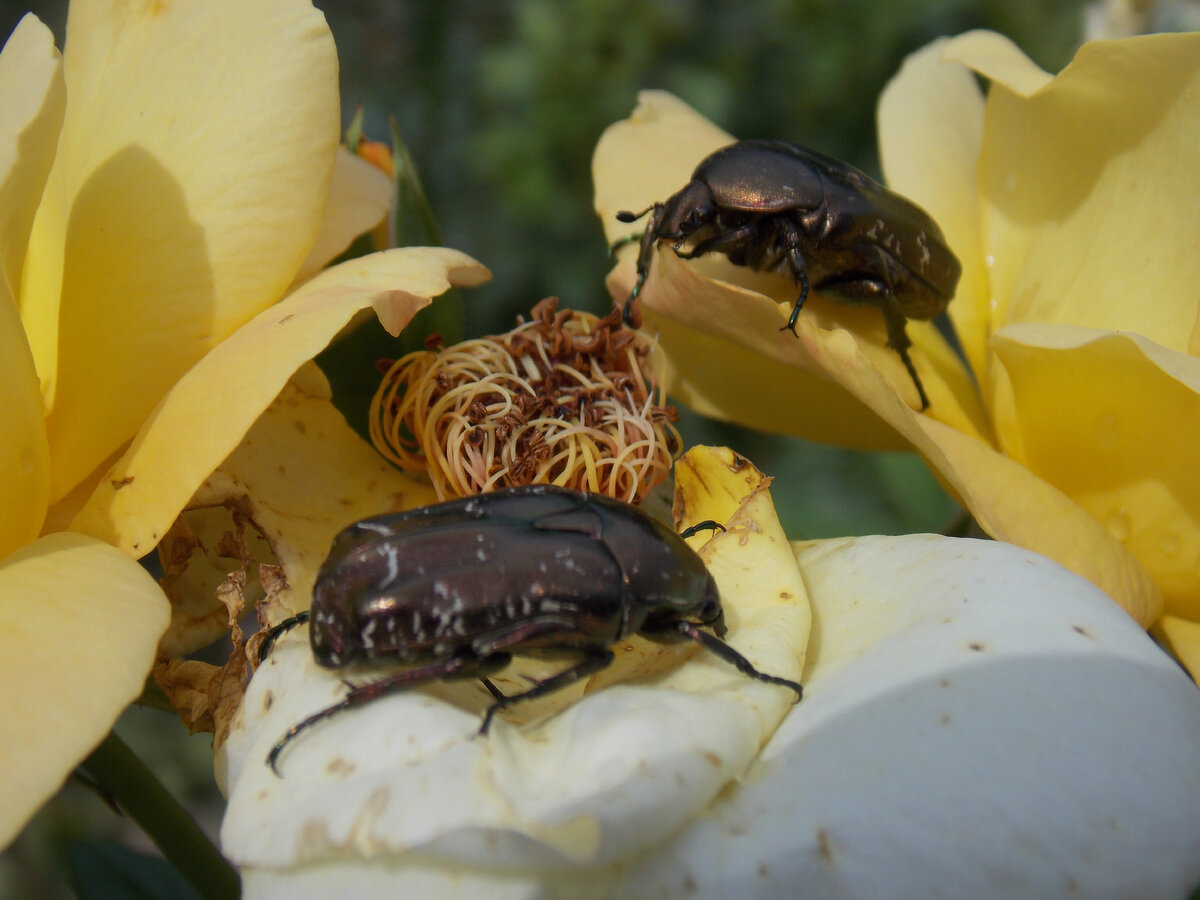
[{"x1": 224, "y1": 534, "x2": 1200, "y2": 899}]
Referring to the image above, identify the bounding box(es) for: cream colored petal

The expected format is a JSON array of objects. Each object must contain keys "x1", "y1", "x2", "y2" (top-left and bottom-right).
[
  {"x1": 220, "y1": 465, "x2": 806, "y2": 871},
  {"x1": 878, "y1": 37, "x2": 989, "y2": 379},
  {"x1": 21, "y1": 0, "x2": 341, "y2": 501},
  {"x1": 0, "y1": 274, "x2": 49, "y2": 558},
  {"x1": 290, "y1": 149, "x2": 394, "y2": 287},
  {"x1": 0, "y1": 14, "x2": 63, "y2": 298},
  {"x1": 949, "y1": 31, "x2": 1200, "y2": 352},
  {"x1": 235, "y1": 536, "x2": 1200, "y2": 896},
  {"x1": 0, "y1": 532, "x2": 169, "y2": 848},
  {"x1": 990, "y1": 324, "x2": 1200, "y2": 622},
  {"x1": 612, "y1": 535, "x2": 1200, "y2": 898},
  {"x1": 70, "y1": 247, "x2": 488, "y2": 556}
]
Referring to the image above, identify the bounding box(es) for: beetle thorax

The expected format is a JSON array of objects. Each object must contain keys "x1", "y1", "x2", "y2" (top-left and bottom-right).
[{"x1": 659, "y1": 180, "x2": 718, "y2": 240}]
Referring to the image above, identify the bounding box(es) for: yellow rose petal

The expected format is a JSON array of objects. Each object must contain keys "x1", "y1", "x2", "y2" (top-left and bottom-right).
[
  {"x1": 22, "y1": 0, "x2": 341, "y2": 501},
  {"x1": 681, "y1": 451, "x2": 811, "y2": 691},
  {"x1": 0, "y1": 532, "x2": 169, "y2": 847},
  {"x1": 1153, "y1": 614, "x2": 1200, "y2": 683},
  {"x1": 290, "y1": 148, "x2": 394, "y2": 287},
  {"x1": 910, "y1": 415, "x2": 1161, "y2": 626},
  {"x1": 878, "y1": 37, "x2": 989, "y2": 378},
  {"x1": 674, "y1": 444, "x2": 768, "y2": 543},
  {"x1": 991, "y1": 324, "x2": 1200, "y2": 620},
  {"x1": 193, "y1": 364, "x2": 438, "y2": 631},
  {"x1": 0, "y1": 14, "x2": 63, "y2": 295},
  {"x1": 941, "y1": 30, "x2": 1054, "y2": 96},
  {"x1": 0, "y1": 276, "x2": 49, "y2": 558},
  {"x1": 71, "y1": 247, "x2": 489, "y2": 556},
  {"x1": 593, "y1": 89, "x2": 733, "y2": 246},
  {"x1": 954, "y1": 31, "x2": 1200, "y2": 350},
  {"x1": 623, "y1": 246, "x2": 988, "y2": 448}
]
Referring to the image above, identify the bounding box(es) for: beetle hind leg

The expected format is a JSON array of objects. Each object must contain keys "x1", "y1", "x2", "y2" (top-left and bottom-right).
[{"x1": 267, "y1": 651, "x2": 511, "y2": 776}]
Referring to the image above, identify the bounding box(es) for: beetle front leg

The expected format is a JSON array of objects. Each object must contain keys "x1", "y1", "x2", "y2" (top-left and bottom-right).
[
  {"x1": 644, "y1": 619, "x2": 803, "y2": 700},
  {"x1": 673, "y1": 223, "x2": 759, "y2": 261},
  {"x1": 616, "y1": 204, "x2": 665, "y2": 327},
  {"x1": 256, "y1": 610, "x2": 311, "y2": 665},
  {"x1": 478, "y1": 649, "x2": 615, "y2": 735},
  {"x1": 267, "y1": 651, "x2": 511, "y2": 775},
  {"x1": 775, "y1": 219, "x2": 810, "y2": 337}
]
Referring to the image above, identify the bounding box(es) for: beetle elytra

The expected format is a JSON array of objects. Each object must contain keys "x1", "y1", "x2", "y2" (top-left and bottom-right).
[{"x1": 260, "y1": 485, "x2": 802, "y2": 773}]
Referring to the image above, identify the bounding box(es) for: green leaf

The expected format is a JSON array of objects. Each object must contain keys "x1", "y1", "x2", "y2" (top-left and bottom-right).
[{"x1": 67, "y1": 841, "x2": 201, "y2": 900}]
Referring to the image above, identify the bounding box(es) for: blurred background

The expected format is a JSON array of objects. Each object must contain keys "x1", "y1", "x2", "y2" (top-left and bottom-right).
[{"x1": 0, "y1": 0, "x2": 1107, "y2": 896}]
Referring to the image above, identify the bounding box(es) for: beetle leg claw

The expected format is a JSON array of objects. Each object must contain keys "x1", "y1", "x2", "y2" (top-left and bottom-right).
[{"x1": 780, "y1": 267, "x2": 810, "y2": 337}]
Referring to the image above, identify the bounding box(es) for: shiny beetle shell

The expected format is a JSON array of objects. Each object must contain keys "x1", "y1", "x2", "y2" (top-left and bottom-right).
[
  {"x1": 308, "y1": 484, "x2": 723, "y2": 667},
  {"x1": 261, "y1": 485, "x2": 802, "y2": 773},
  {"x1": 617, "y1": 139, "x2": 962, "y2": 409}
]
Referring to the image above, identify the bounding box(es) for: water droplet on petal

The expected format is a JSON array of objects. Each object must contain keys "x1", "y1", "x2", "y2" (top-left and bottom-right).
[{"x1": 1158, "y1": 532, "x2": 1182, "y2": 558}]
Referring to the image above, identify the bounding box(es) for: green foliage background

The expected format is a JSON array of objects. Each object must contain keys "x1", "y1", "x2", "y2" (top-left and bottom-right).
[{"x1": 0, "y1": 1, "x2": 1089, "y2": 896}]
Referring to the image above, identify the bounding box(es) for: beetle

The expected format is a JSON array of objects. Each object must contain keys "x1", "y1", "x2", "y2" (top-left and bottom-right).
[
  {"x1": 615, "y1": 139, "x2": 962, "y2": 410},
  {"x1": 259, "y1": 484, "x2": 801, "y2": 774}
]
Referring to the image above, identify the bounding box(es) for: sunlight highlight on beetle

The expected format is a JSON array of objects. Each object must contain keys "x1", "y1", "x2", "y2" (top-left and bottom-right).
[{"x1": 369, "y1": 298, "x2": 680, "y2": 502}]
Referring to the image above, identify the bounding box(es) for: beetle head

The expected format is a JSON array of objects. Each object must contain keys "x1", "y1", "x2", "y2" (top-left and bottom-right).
[
  {"x1": 693, "y1": 582, "x2": 726, "y2": 637},
  {"x1": 657, "y1": 179, "x2": 717, "y2": 241}
]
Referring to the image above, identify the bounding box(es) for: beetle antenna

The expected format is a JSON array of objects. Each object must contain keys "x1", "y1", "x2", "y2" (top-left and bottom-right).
[
  {"x1": 616, "y1": 207, "x2": 653, "y2": 223},
  {"x1": 673, "y1": 620, "x2": 803, "y2": 700},
  {"x1": 256, "y1": 610, "x2": 311, "y2": 665}
]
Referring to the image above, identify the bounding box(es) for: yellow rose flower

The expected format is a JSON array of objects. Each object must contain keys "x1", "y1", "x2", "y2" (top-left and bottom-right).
[
  {"x1": 594, "y1": 31, "x2": 1200, "y2": 677},
  {"x1": 0, "y1": 0, "x2": 487, "y2": 847}
]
